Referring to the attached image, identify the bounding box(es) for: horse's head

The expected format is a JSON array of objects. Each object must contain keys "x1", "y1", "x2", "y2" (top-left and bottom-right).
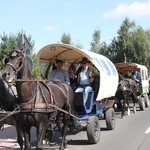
[{"x1": 2, "y1": 48, "x2": 25, "y2": 82}]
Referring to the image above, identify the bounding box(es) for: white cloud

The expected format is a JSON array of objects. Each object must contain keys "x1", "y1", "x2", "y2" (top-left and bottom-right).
[
  {"x1": 102, "y1": 1, "x2": 150, "y2": 18},
  {"x1": 43, "y1": 25, "x2": 59, "y2": 32}
]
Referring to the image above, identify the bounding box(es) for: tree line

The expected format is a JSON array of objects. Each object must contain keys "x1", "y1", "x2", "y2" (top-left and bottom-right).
[
  {"x1": 0, "y1": 17, "x2": 150, "y2": 74},
  {"x1": 61, "y1": 17, "x2": 150, "y2": 72}
]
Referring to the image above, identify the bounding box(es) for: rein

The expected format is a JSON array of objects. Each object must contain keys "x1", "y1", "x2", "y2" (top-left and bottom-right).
[
  {"x1": 0, "y1": 102, "x2": 79, "y2": 123},
  {"x1": 0, "y1": 106, "x2": 20, "y2": 122},
  {"x1": 15, "y1": 79, "x2": 49, "y2": 82}
]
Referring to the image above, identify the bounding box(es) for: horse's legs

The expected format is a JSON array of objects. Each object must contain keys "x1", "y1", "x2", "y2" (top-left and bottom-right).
[
  {"x1": 0, "y1": 121, "x2": 4, "y2": 130},
  {"x1": 126, "y1": 100, "x2": 130, "y2": 115},
  {"x1": 133, "y1": 102, "x2": 136, "y2": 113},
  {"x1": 59, "y1": 115, "x2": 70, "y2": 150},
  {"x1": 59, "y1": 105, "x2": 70, "y2": 150},
  {"x1": 130, "y1": 92, "x2": 136, "y2": 113},
  {"x1": 22, "y1": 126, "x2": 31, "y2": 150},
  {"x1": 15, "y1": 123, "x2": 23, "y2": 150},
  {"x1": 122, "y1": 91, "x2": 129, "y2": 117},
  {"x1": 56, "y1": 111, "x2": 63, "y2": 133},
  {"x1": 37, "y1": 123, "x2": 47, "y2": 150},
  {"x1": 120, "y1": 98, "x2": 126, "y2": 117}
]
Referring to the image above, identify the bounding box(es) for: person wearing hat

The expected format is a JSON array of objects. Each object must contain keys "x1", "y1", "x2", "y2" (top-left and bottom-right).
[
  {"x1": 48, "y1": 59, "x2": 70, "y2": 84},
  {"x1": 75, "y1": 57, "x2": 95, "y2": 104},
  {"x1": 132, "y1": 70, "x2": 141, "y2": 83}
]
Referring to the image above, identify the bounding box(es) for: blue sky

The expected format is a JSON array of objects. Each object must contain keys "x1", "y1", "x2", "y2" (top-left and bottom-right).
[{"x1": 0, "y1": 0, "x2": 150, "y2": 53}]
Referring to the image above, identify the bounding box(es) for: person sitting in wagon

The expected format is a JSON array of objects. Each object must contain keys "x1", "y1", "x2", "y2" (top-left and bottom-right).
[
  {"x1": 48, "y1": 59, "x2": 70, "y2": 84},
  {"x1": 68, "y1": 63, "x2": 78, "y2": 91},
  {"x1": 75, "y1": 57, "x2": 95, "y2": 104},
  {"x1": 132, "y1": 70, "x2": 141, "y2": 83},
  {"x1": 126, "y1": 70, "x2": 132, "y2": 79}
]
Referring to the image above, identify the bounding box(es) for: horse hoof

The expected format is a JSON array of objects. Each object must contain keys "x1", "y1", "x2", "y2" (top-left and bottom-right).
[
  {"x1": 43, "y1": 139, "x2": 49, "y2": 145},
  {"x1": 127, "y1": 112, "x2": 130, "y2": 115},
  {"x1": 127, "y1": 109, "x2": 130, "y2": 115},
  {"x1": 46, "y1": 141, "x2": 50, "y2": 145},
  {"x1": 133, "y1": 107, "x2": 136, "y2": 113},
  {"x1": 43, "y1": 140, "x2": 46, "y2": 145},
  {"x1": 121, "y1": 114, "x2": 125, "y2": 119}
]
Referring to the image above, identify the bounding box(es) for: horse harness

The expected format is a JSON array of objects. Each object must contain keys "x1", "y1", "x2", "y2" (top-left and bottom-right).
[{"x1": 3, "y1": 49, "x2": 79, "y2": 119}]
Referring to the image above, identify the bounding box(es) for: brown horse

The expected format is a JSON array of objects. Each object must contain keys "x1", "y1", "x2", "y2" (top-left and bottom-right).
[
  {"x1": 115, "y1": 74, "x2": 137, "y2": 117},
  {"x1": 0, "y1": 74, "x2": 23, "y2": 149},
  {"x1": 2, "y1": 48, "x2": 76, "y2": 150}
]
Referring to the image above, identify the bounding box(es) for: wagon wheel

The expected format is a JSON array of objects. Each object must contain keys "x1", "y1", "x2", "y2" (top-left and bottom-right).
[
  {"x1": 138, "y1": 97, "x2": 145, "y2": 111},
  {"x1": 86, "y1": 116, "x2": 100, "y2": 144},
  {"x1": 144, "y1": 94, "x2": 150, "y2": 107},
  {"x1": 105, "y1": 107, "x2": 116, "y2": 130}
]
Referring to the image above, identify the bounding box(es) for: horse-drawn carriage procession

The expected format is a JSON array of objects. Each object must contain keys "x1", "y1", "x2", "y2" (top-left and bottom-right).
[{"x1": 0, "y1": 43, "x2": 149, "y2": 150}]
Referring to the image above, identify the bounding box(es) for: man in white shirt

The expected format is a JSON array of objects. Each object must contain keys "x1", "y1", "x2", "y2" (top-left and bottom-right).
[
  {"x1": 49, "y1": 59, "x2": 70, "y2": 84},
  {"x1": 75, "y1": 57, "x2": 93, "y2": 104}
]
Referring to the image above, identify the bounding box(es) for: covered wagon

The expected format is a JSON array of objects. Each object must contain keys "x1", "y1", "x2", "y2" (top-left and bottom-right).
[
  {"x1": 37, "y1": 43, "x2": 119, "y2": 144},
  {"x1": 115, "y1": 62, "x2": 150, "y2": 110}
]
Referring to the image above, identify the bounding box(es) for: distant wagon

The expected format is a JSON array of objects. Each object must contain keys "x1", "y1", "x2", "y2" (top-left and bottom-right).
[
  {"x1": 115, "y1": 62, "x2": 150, "y2": 110},
  {"x1": 37, "y1": 43, "x2": 119, "y2": 144}
]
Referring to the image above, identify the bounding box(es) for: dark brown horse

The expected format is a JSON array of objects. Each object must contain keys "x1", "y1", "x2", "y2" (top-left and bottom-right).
[
  {"x1": 0, "y1": 74, "x2": 23, "y2": 149},
  {"x1": 2, "y1": 48, "x2": 76, "y2": 150},
  {"x1": 115, "y1": 74, "x2": 137, "y2": 117}
]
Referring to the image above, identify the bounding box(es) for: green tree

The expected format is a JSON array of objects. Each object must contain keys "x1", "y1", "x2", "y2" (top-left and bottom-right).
[
  {"x1": 0, "y1": 31, "x2": 35, "y2": 69},
  {"x1": 99, "y1": 42, "x2": 109, "y2": 57},
  {"x1": 0, "y1": 32, "x2": 17, "y2": 68},
  {"x1": 31, "y1": 53, "x2": 42, "y2": 79},
  {"x1": 109, "y1": 17, "x2": 150, "y2": 71},
  {"x1": 74, "y1": 42, "x2": 83, "y2": 49},
  {"x1": 61, "y1": 33, "x2": 71, "y2": 44},
  {"x1": 60, "y1": 33, "x2": 84, "y2": 49},
  {"x1": 131, "y1": 27, "x2": 150, "y2": 67},
  {"x1": 111, "y1": 17, "x2": 136, "y2": 63},
  {"x1": 108, "y1": 38, "x2": 118, "y2": 62},
  {"x1": 90, "y1": 30, "x2": 101, "y2": 53}
]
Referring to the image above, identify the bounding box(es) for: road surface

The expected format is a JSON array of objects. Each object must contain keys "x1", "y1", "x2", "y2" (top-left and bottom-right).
[{"x1": 1, "y1": 105, "x2": 150, "y2": 150}]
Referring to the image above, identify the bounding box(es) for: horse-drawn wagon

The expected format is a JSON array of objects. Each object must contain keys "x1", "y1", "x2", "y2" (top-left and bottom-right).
[
  {"x1": 115, "y1": 62, "x2": 150, "y2": 111},
  {"x1": 0, "y1": 43, "x2": 119, "y2": 149},
  {"x1": 37, "y1": 43, "x2": 119, "y2": 144}
]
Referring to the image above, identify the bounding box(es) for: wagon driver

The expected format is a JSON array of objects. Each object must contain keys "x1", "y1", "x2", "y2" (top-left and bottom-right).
[{"x1": 75, "y1": 57, "x2": 95, "y2": 104}]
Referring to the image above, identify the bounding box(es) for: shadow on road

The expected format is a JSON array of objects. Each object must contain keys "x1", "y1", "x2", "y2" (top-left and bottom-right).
[{"x1": 67, "y1": 139, "x2": 90, "y2": 145}]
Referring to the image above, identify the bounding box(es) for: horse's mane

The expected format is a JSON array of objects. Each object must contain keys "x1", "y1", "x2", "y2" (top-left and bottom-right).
[{"x1": 0, "y1": 75, "x2": 16, "y2": 111}]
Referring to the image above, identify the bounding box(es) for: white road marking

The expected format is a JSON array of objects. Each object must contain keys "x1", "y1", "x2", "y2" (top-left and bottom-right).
[{"x1": 145, "y1": 126, "x2": 150, "y2": 134}]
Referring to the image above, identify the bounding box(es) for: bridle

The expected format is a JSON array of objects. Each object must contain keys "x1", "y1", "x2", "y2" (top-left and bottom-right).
[{"x1": 4, "y1": 49, "x2": 25, "y2": 74}]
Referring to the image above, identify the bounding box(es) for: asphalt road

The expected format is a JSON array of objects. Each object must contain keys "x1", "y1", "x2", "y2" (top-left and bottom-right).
[{"x1": 1, "y1": 104, "x2": 150, "y2": 150}]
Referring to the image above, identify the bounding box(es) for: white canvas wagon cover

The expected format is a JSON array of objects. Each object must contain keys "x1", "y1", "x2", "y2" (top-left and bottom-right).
[{"x1": 37, "y1": 43, "x2": 119, "y2": 101}]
